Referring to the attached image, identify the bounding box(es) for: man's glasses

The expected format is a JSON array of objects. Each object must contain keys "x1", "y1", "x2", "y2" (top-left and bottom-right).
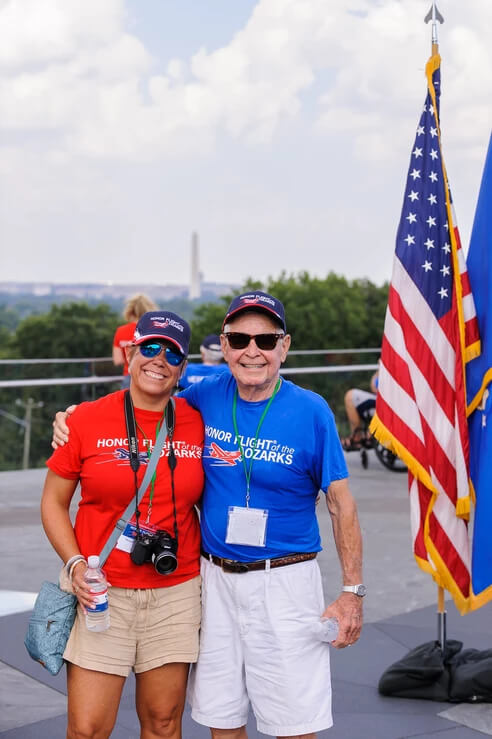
[
  {"x1": 222, "y1": 332, "x2": 285, "y2": 351},
  {"x1": 139, "y1": 342, "x2": 185, "y2": 366}
]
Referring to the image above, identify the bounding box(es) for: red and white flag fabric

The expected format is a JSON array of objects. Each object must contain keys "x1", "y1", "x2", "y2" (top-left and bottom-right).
[{"x1": 370, "y1": 53, "x2": 480, "y2": 614}]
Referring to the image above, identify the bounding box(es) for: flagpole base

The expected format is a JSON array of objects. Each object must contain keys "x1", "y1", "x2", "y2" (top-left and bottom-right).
[{"x1": 437, "y1": 610, "x2": 447, "y2": 651}]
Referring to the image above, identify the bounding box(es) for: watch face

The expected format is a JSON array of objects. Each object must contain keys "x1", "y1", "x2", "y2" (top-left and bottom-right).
[{"x1": 356, "y1": 584, "x2": 367, "y2": 597}]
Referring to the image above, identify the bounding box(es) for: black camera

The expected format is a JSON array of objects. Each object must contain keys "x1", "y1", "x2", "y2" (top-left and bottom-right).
[{"x1": 130, "y1": 529, "x2": 178, "y2": 575}]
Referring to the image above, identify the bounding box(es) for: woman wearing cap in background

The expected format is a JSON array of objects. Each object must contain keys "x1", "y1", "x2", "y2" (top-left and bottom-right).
[
  {"x1": 41, "y1": 311, "x2": 204, "y2": 739},
  {"x1": 179, "y1": 333, "x2": 230, "y2": 390}
]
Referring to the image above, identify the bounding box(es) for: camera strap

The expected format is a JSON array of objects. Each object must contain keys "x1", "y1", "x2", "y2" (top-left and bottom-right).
[
  {"x1": 166, "y1": 400, "x2": 179, "y2": 544},
  {"x1": 97, "y1": 392, "x2": 175, "y2": 567}
]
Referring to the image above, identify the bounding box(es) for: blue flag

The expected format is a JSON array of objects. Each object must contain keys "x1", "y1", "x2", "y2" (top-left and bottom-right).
[{"x1": 466, "y1": 131, "x2": 492, "y2": 606}]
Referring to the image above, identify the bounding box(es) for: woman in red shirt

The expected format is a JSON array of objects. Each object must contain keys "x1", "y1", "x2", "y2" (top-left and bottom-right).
[{"x1": 42, "y1": 311, "x2": 204, "y2": 739}]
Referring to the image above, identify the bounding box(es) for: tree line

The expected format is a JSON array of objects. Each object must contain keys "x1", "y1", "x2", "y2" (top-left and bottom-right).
[{"x1": 0, "y1": 272, "x2": 388, "y2": 471}]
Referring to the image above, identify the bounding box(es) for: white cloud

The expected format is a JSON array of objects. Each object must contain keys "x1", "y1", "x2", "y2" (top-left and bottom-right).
[
  {"x1": 0, "y1": 0, "x2": 490, "y2": 286},
  {"x1": 0, "y1": 0, "x2": 490, "y2": 161},
  {"x1": 0, "y1": 0, "x2": 127, "y2": 69}
]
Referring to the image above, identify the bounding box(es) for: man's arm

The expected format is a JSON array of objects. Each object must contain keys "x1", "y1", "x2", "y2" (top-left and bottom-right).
[{"x1": 322, "y1": 477, "x2": 364, "y2": 648}]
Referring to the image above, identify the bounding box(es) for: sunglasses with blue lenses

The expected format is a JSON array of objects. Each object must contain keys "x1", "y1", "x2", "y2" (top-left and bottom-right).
[{"x1": 139, "y1": 342, "x2": 185, "y2": 366}]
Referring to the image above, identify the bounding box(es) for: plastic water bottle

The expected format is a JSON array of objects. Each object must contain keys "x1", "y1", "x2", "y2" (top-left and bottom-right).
[
  {"x1": 312, "y1": 617, "x2": 339, "y2": 643},
  {"x1": 84, "y1": 555, "x2": 110, "y2": 632}
]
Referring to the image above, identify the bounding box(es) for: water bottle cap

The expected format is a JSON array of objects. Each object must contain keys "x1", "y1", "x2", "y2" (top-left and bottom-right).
[{"x1": 87, "y1": 555, "x2": 100, "y2": 568}]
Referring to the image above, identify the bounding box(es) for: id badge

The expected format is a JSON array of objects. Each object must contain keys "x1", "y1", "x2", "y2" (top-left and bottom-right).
[
  {"x1": 116, "y1": 520, "x2": 157, "y2": 553},
  {"x1": 225, "y1": 506, "x2": 268, "y2": 547}
]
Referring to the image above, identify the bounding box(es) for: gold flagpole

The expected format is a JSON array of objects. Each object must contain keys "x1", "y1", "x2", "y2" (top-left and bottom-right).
[{"x1": 424, "y1": 0, "x2": 446, "y2": 649}]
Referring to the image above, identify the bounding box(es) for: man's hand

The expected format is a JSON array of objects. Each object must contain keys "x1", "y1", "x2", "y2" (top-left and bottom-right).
[
  {"x1": 321, "y1": 592, "x2": 363, "y2": 649},
  {"x1": 51, "y1": 405, "x2": 77, "y2": 449}
]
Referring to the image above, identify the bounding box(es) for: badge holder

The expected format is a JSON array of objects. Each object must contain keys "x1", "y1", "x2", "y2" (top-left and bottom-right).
[{"x1": 225, "y1": 506, "x2": 268, "y2": 547}]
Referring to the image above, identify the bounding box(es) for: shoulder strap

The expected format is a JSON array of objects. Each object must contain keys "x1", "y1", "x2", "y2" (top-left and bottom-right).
[{"x1": 98, "y1": 397, "x2": 175, "y2": 567}]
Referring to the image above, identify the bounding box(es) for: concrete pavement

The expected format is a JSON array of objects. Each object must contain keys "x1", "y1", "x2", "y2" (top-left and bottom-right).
[{"x1": 1, "y1": 453, "x2": 491, "y2": 737}]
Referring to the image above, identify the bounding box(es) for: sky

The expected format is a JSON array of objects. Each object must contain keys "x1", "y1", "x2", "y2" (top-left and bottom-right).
[{"x1": 0, "y1": 0, "x2": 490, "y2": 289}]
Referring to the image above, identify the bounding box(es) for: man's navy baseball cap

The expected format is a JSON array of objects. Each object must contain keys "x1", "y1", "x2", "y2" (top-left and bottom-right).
[
  {"x1": 222, "y1": 291, "x2": 286, "y2": 332},
  {"x1": 133, "y1": 311, "x2": 191, "y2": 356}
]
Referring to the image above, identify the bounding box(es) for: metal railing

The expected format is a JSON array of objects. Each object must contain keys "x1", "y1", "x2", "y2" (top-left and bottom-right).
[
  {"x1": 0, "y1": 350, "x2": 381, "y2": 470},
  {"x1": 0, "y1": 353, "x2": 380, "y2": 388},
  {"x1": 0, "y1": 365, "x2": 379, "y2": 388}
]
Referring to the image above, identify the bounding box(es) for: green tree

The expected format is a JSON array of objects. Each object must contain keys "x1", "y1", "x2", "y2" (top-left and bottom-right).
[
  {"x1": 2, "y1": 303, "x2": 121, "y2": 471},
  {"x1": 12, "y1": 302, "x2": 119, "y2": 359}
]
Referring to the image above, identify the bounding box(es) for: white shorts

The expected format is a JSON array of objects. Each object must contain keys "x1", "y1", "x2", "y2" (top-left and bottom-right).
[
  {"x1": 351, "y1": 389, "x2": 376, "y2": 413},
  {"x1": 188, "y1": 556, "x2": 333, "y2": 736}
]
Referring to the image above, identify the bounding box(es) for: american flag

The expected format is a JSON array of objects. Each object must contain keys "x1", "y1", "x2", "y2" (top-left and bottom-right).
[{"x1": 370, "y1": 53, "x2": 480, "y2": 614}]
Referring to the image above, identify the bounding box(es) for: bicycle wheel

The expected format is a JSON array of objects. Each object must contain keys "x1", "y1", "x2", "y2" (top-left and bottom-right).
[{"x1": 374, "y1": 442, "x2": 407, "y2": 472}]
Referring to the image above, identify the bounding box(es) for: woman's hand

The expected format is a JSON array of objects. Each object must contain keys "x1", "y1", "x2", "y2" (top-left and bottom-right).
[
  {"x1": 71, "y1": 560, "x2": 111, "y2": 613},
  {"x1": 71, "y1": 560, "x2": 93, "y2": 613}
]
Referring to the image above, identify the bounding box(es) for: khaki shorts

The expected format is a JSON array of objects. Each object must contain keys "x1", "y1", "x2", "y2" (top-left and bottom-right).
[{"x1": 64, "y1": 576, "x2": 201, "y2": 676}]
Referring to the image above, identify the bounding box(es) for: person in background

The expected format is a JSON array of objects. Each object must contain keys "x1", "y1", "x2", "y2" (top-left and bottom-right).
[
  {"x1": 341, "y1": 368, "x2": 379, "y2": 451},
  {"x1": 179, "y1": 333, "x2": 230, "y2": 390},
  {"x1": 113, "y1": 293, "x2": 157, "y2": 387},
  {"x1": 43, "y1": 311, "x2": 204, "y2": 739}
]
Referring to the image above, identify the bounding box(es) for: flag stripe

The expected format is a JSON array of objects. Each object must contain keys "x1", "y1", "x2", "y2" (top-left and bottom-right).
[
  {"x1": 387, "y1": 289, "x2": 456, "y2": 424},
  {"x1": 375, "y1": 391, "x2": 427, "y2": 463},
  {"x1": 428, "y1": 513, "x2": 470, "y2": 594},
  {"x1": 390, "y1": 258, "x2": 456, "y2": 387},
  {"x1": 419, "y1": 417, "x2": 457, "y2": 503},
  {"x1": 410, "y1": 476, "x2": 431, "y2": 562}
]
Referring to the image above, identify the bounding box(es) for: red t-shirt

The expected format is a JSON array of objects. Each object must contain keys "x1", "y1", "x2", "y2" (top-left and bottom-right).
[
  {"x1": 113, "y1": 322, "x2": 137, "y2": 375},
  {"x1": 47, "y1": 391, "x2": 204, "y2": 589}
]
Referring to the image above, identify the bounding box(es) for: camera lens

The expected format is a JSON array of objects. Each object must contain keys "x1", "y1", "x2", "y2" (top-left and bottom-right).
[
  {"x1": 153, "y1": 550, "x2": 178, "y2": 575},
  {"x1": 152, "y1": 531, "x2": 178, "y2": 575}
]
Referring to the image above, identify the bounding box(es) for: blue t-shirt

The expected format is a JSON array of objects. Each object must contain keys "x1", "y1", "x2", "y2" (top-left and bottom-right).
[
  {"x1": 179, "y1": 363, "x2": 229, "y2": 390},
  {"x1": 181, "y1": 373, "x2": 348, "y2": 561}
]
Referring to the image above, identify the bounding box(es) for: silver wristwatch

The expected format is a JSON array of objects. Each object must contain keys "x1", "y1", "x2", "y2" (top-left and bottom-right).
[{"x1": 342, "y1": 584, "x2": 367, "y2": 597}]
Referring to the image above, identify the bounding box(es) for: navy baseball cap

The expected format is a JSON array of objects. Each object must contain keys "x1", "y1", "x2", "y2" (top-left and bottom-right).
[
  {"x1": 201, "y1": 334, "x2": 221, "y2": 351},
  {"x1": 133, "y1": 311, "x2": 191, "y2": 356},
  {"x1": 222, "y1": 291, "x2": 286, "y2": 332}
]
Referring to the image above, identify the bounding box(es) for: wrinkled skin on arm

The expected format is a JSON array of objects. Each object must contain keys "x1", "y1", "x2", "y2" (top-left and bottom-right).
[{"x1": 321, "y1": 477, "x2": 363, "y2": 648}]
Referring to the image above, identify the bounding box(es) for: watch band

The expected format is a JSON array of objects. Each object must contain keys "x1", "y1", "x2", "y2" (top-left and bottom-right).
[{"x1": 342, "y1": 584, "x2": 367, "y2": 597}]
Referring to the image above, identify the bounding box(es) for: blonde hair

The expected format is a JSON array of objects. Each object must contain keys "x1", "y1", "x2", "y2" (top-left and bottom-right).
[{"x1": 123, "y1": 293, "x2": 158, "y2": 322}]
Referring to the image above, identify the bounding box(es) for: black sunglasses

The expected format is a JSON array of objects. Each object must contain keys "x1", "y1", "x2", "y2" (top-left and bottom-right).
[
  {"x1": 139, "y1": 342, "x2": 185, "y2": 366},
  {"x1": 222, "y1": 332, "x2": 285, "y2": 351}
]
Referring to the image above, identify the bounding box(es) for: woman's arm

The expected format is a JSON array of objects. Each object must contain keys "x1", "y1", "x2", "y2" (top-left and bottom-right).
[{"x1": 40, "y1": 469, "x2": 93, "y2": 608}]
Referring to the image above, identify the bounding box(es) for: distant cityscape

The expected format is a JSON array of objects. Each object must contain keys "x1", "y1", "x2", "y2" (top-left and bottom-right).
[
  {"x1": 0, "y1": 232, "x2": 239, "y2": 304},
  {"x1": 0, "y1": 279, "x2": 237, "y2": 303}
]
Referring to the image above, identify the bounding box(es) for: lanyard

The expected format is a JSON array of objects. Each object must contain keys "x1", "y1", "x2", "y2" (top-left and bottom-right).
[
  {"x1": 232, "y1": 378, "x2": 281, "y2": 506},
  {"x1": 136, "y1": 415, "x2": 165, "y2": 524}
]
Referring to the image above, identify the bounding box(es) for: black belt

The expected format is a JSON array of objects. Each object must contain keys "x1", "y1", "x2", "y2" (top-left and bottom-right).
[{"x1": 201, "y1": 550, "x2": 317, "y2": 574}]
